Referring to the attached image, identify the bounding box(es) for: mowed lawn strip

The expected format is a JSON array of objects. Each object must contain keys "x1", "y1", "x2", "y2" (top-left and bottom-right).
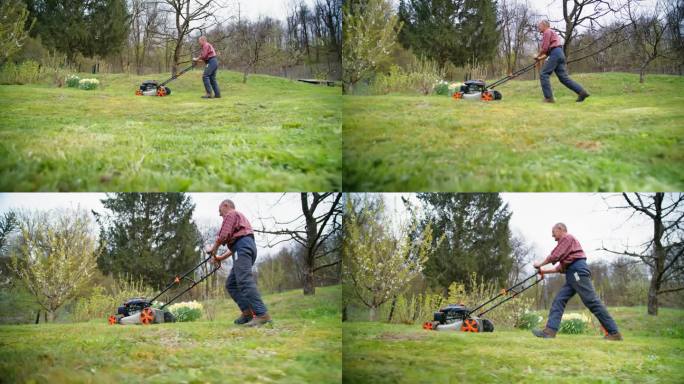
[
  {"x1": 343, "y1": 73, "x2": 684, "y2": 191},
  {"x1": 342, "y1": 307, "x2": 684, "y2": 383},
  {"x1": 0, "y1": 71, "x2": 341, "y2": 191},
  {"x1": 0, "y1": 285, "x2": 342, "y2": 384}
]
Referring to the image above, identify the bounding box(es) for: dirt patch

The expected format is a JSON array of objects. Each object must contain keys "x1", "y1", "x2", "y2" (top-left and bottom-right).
[
  {"x1": 575, "y1": 140, "x2": 602, "y2": 151},
  {"x1": 377, "y1": 331, "x2": 429, "y2": 341}
]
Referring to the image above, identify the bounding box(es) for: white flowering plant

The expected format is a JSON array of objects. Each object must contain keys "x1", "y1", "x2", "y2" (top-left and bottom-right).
[
  {"x1": 66, "y1": 75, "x2": 80, "y2": 88},
  {"x1": 516, "y1": 310, "x2": 543, "y2": 330},
  {"x1": 559, "y1": 312, "x2": 590, "y2": 334},
  {"x1": 433, "y1": 80, "x2": 450, "y2": 95},
  {"x1": 78, "y1": 78, "x2": 99, "y2": 90},
  {"x1": 167, "y1": 300, "x2": 203, "y2": 322}
]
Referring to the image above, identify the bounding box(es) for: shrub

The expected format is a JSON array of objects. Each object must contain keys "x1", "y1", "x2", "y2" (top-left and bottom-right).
[
  {"x1": 78, "y1": 78, "x2": 99, "y2": 90},
  {"x1": 0, "y1": 60, "x2": 40, "y2": 84},
  {"x1": 434, "y1": 80, "x2": 450, "y2": 96},
  {"x1": 558, "y1": 312, "x2": 590, "y2": 334},
  {"x1": 72, "y1": 276, "x2": 153, "y2": 322},
  {"x1": 167, "y1": 301, "x2": 203, "y2": 322},
  {"x1": 66, "y1": 75, "x2": 80, "y2": 88},
  {"x1": 516, "y1": 311, "x2": 543, "y2": 330}
]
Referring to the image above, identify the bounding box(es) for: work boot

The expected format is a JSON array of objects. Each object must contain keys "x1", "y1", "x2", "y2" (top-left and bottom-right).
[
  {"x1": 576, "y1": 92, "x2": 590, "y2": 102},
  {"x1": 244, "y1": 313, "x2": 273, "y2": 327},
  {"x1": 233, "y1": 310, "x2": 253, "y2": 325},
  {"x1": 604, "y1": 332, "x2": 623, "y2": 341},
  {"x1": 532, "y1": 327, "x2": 557, "y2": 338},
  {"x1": 201, "y1": 94, "x2": 213, "y2": 99},
  {"x1": 543, "y1": 98, "x2": 555, "y2": 103}
]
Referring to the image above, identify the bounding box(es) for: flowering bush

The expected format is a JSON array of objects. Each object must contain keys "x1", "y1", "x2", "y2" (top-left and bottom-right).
[
  {"x1": 66, "y1": 75, "x2": 80, "y2": 88},
  {"x1": 78, "y1": 78, "x2": 99, "y2": 90},
  {"x1": 433, "y1": 80, "x2": 450, "y2": 96},
  {"x1": 516, "y1": 311, "x2": 543, "y2": 330},
  {"x1": 167, "y1": 300, "x2": 203, "y2": 322},
  {"x1": 559, "y1": 312, "x2": 590, "y2": 334}
]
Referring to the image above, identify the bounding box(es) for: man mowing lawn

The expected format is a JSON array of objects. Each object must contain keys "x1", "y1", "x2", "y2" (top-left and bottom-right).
[
  {"x1": 535, "y1": 20, "x2": 590, "y2": 103},
  {"x1": 193, "y1": 36, "x2": 221, "y2": 99},
  {"x1": 532, "y1": 223, "x2": 623, "y2": 340},
  {"x1": 205, "y1": 199, "x2": 272, "y2": 327}
]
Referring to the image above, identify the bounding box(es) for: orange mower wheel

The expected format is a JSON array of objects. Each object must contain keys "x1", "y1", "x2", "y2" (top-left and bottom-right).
[
  {"x1": 135, "y1": 89, "x2": 142, "y2": 96},
  {"x1": 108, "y1": 315, "x2": 117, "y2": 325},
  {"x1": 156, "y1": 87, "x2": 167, "y2": 97},
  {"x1": 481, "y1": 91, "x2": 494, "y2": 101},
  {"x1": 140, "y1": 307, "x2": 155, "y2": 325},
  {"x1": 422, "y1": 321, "x2": 433, "y2": 330},
  {"x1": 452, "y1": 92, "x2": 463, "y2": 100},
  {"x1": 461, "y1": 318, "x2": 479, "y2": 333}
]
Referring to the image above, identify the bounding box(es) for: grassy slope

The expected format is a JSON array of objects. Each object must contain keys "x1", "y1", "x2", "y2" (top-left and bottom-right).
[
  {"x1": 0, "y1": 71, "x2": 341, "y2": 191},
  {"x1": 0, "y1": 285, "x2": 341, "y2": 383},
  {"x1": 343, "y1": 73, "x2": 684, "y2": 191},
  {"x1": 343, "y1": 307, "x2": 684, "y2": 383}
]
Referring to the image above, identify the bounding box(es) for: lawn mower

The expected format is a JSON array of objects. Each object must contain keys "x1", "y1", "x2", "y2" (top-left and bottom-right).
[
  {"x1": 135, "y1": 61, "x2": 196, "y2": 97},
  {"x1": 107, "y1": 252, "x2": 220, "y2": 325},
  {"x1": 452, "y1": 59, "x2": 539, "y2": 102},
  {"x1": 422, "y1": 270, "x2": 545, "y2": 333}
]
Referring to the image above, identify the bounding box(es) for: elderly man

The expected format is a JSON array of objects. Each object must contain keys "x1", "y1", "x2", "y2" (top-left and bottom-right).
[
  {"x1": 205, "y1": 199, "x2": 271, "y2": 327},
  {"x1": 532, "y1": 223, "x2": 622, "y2": 340},
  {"x1": 193, "y1": 36, "x2": 221, "y2": 99},
  {"x1": 535, "y1": 21, "x2": 590, "y2": 103}
]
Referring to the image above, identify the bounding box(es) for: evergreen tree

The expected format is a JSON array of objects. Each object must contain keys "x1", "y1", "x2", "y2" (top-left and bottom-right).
[
  {"x1": 415, "y1": 193, "x2": 513, "y2": 292},
  {"x1": 94, "y1": 193, "x2": 201, "y2": 290},
  {"x1": 398, "y1": 0, "x2": 499, "y2": 67}
]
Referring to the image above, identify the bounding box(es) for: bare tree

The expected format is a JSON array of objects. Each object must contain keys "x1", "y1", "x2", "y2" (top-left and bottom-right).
[
  {"x1": 602, "y1": 193, "x2": 684, "y2": 315},
  {"x1": 256, "y1": 193, "x2": 342, "y2": 295},
  {"x1": 555, "y1": 0, "x2": 626, "y2": 57},
  {"x1": 499, "y1": 0, "x2": 535, "y2": 73},
  {"x1": 626, "y1": 0, "x2": 670, "y2": 82},
  {"x1": 233, "y1": 16, "x2": 283, "y2": 83},
  {"x1": 160, "y1": 0, "x2": 231, "y2": 76}
]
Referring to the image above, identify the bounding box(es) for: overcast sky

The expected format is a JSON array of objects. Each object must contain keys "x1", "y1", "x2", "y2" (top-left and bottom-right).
[
  {"x1": 229, "y1": 0, "x2": 316, "y2": 21},
  {"x1": 381, "y1": 193, "x2": 655, "y2": 270},
  {"x1": 0, "y1": 193, "x2": 304, "y2": 258}
]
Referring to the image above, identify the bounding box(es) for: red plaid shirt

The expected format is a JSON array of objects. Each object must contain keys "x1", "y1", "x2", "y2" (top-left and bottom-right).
[
  {"x1": 540, "y1": 28, "x2": 562, "y2": 54},
  {"x1": 199, "y1": 42, "x2": 217, "y2": 61},
  {"x1": 216, "y1": 210, "x2": 253, "y2": 247},
  {"x1": 543, "y1": 233, "x2": 586, "y2": 272}
]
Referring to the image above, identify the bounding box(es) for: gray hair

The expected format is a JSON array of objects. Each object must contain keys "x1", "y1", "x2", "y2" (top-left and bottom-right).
[
  {"x1": 539, "y1": 20, "x2": 550, "y2": 28},
  {"x1": 220, "y1": 199, "x2": 235, "y2": 209},
  {"x1": 554, "y1": 222, "x2": 567, "y2": 232}
]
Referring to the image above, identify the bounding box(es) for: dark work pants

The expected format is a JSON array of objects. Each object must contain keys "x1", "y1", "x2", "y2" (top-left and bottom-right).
[
  {"x1": 540, "y1": 47, "x2": 586, "y2": 99},
  {"x1": 202, "y1": 57, "x2": 221, "y2": 97},
  {"x1": 225, "y1": 235, "x2": 268, "y2": 316},
  {"x1": 546, "y1": 258, "x2": 619, "y2": 334}
]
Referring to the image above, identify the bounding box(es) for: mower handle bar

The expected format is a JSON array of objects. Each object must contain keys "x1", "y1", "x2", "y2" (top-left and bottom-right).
[
  {"x1": 159, "y1": 63, "x2": 197, "y2": 87},
  {"x1": 467, "y1": 270, "x2": 544, "y2": 318},
  {"x1": 486, "y1": 60, "x2": 538, "y2": 89},
  {"x1": 148, "y1": 251, "x2": 218, "y2": 306}
]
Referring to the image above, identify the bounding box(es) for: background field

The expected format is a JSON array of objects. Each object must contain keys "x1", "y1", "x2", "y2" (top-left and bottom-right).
[
  {"x1": 343, "y1": 306, "x2": 684, "y2": 383},
  {"x1": 0, "y1": 285, "x2": 342, "y2": 384},
  {"x1": 0, "y1": 71, "x2": 341, "y2": 191},
  {"x1": 343, "y1": 73, "x2": 684, "y2": 191}
]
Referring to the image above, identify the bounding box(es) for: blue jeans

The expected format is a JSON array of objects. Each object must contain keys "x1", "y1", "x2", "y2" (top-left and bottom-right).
[
  {"x1": 225, "y1": 235, "x2": 267, "y2": 316},
  {"x1": 202, "y1": 57, "x2": 220, "y2": 97},
  {"x1": 540, "y1": 47, "x2": 586, "y2": 99},
  {"x1": 546, "y1": 259, "x2": 619, "y2": 334}
]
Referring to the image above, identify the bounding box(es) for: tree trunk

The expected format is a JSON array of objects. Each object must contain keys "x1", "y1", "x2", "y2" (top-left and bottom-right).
[
  {"x1": 387, "y1": 295, "x2": 397, "y2": 322},
  {"x1": 342, "y1": 304, "x2": 347, "y2": 322},
  {"x1": 243, "y1": 69, "x2": 249, "y2": 83},
  {"x1": 35, "y1": 311, "x2": 40, "y2": 324},
  {"x1": 303, "y1": 268, "x2": 315, "y2": 295},
  {"x1": 647, "y1": 279, "x2": 658, "y2": 315},
  {"x1": 369, "y1": 306, "x2": 376, "y2": 321},
  {"x1": 639, "y1": 67, "x2": 645, "y2": 83}
]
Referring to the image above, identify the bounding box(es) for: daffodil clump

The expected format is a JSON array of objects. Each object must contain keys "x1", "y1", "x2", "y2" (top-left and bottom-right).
[
  {"x1": 559, "y1": 312, "x2": 591, "y2": 334},
  {"x1": 78, "y1": 78, "x2": 99, "y2": 90},
  {"x1": 167, "y1": 300, "x2": 203, "y2": 322},
  {"x1": 66, "y1": 75, "x2": 80, "y2": 88}
]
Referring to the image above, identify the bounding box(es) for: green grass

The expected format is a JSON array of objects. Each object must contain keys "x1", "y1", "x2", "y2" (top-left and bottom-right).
[
  {"x1": 343, "y1": 72, "x2": 684, "y2": 191},
  {"x1": 0, "y1": 71, "x2": 341, "y2": 191},
  {"x1": 0, "y1": 285, "x2": 342, "y2": 383},
  {"x1": 343, "y1": 307, "x2": 684, "y2": 383}
]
